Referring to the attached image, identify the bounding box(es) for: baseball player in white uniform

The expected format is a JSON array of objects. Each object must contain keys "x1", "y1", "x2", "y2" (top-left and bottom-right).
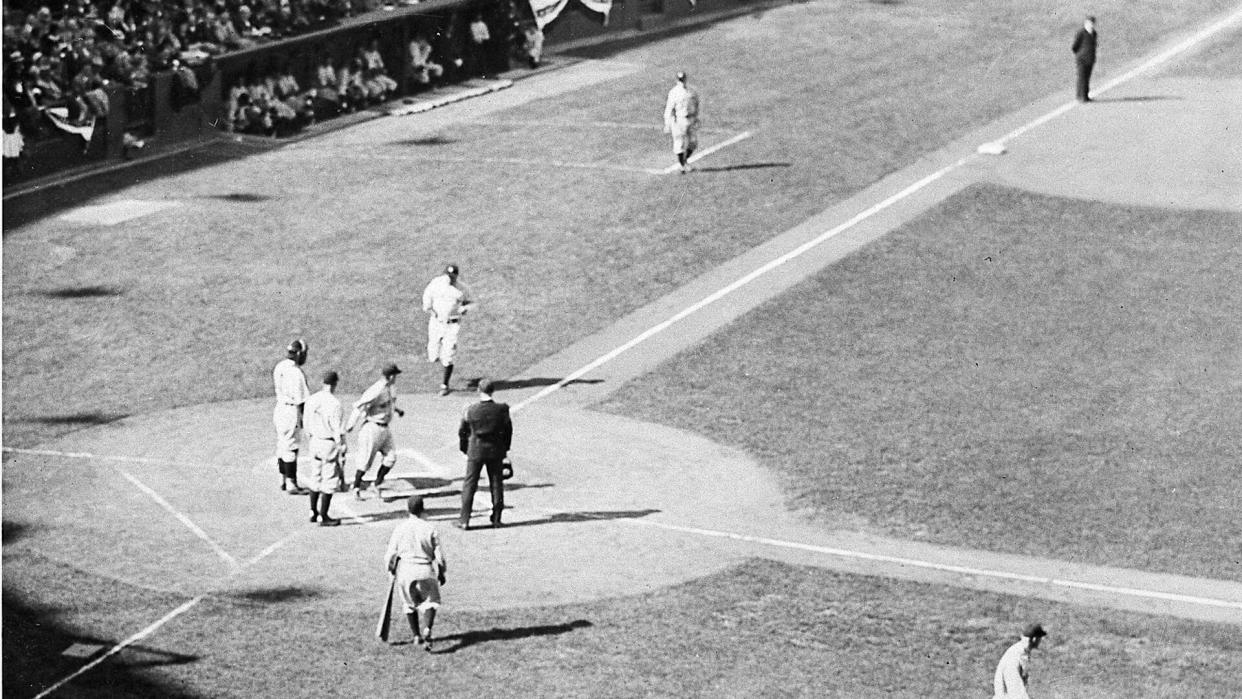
[
  {"x1": 422, "y1": 264, "x2": 474, "y2": 396},
  {"x1": 304, "y1": 370, "x2": 346, "y2": 526},
  {"x1": 273, "y1": 339, "x2": 310, "y2": 494},
  {"x1": 346, "y1": 362, "x2": 405, "y2": 499},
  {"x1": 663, "y1": 71, "x2": 701, "y2": 173},
  {"x1": 993, "y1": 623, "x2": 1047, "y2": 698}
]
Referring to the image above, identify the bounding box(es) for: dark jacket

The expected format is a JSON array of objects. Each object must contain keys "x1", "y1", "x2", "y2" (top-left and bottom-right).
[
  {"x1": 1071, "y1": 28, "x2": 1097, "y2": 63},
  {"x1": 458, "y1": 399, "x2": 512, "y2": 460}
]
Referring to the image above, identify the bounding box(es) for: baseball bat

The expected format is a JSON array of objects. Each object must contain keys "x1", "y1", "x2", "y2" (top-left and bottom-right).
[{"x1": 376, "y1": 574, "x2": 395, "y2": 642}]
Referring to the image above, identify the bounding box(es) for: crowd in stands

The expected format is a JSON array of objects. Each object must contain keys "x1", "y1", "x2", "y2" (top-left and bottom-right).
[
  {"x1": 3, "y1": 0, "x2": 360, "y2": 151},
  {"x1": 3, "y1": 0, "x2": 547, "y2": 173}
]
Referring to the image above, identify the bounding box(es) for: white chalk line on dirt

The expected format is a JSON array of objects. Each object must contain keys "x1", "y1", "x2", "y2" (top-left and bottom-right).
[
  {"x1": 115, "y1": 467, "x2": 240, "y2": 571},
  {"x1": 656, "y1": 130, "x2": 753, "y2": 175},
  {"x1": 511, "y1": 4, "x2": 1242, "y2": 413},
  {"x1": 32, "y1": 537, "x2": 294, "y2": 699},
  {"x1": 616, "y1": 518, "x2": 1242, "y2": 612}
]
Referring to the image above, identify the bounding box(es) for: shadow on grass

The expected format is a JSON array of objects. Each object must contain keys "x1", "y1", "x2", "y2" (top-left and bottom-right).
[
  {"x1": 39, "y1": 285, "x2": 126, "y2": 299},
  {"x1": 483, "y1": 377, "x2": 606, "y2": 392},
  {"x1": 434, "y1": 619, "x2": 593, "y2": 653},
  {"x1": 202, "y1": 193, "x2": 273, "y2": 202},
  {"x1": 15, "y1": 412, "x2": 128, "y2": 426},
  {"x1": 2, "y1": 591, "x2": 200, "y2": 699},
  {"x1": 1091, "y1": 95, "x2": 1182, "y2": 103},
  {"x1": 3, "y1": 520, "x2": 29, "y2": 544},
  {"x1": 693, "y1": 162, "x2": 792, "y2": 173},
  {"x1": 391, "y1": 135, "x2": 455, "y2": 146},
  {"x1": 231, "y1": 586, "x2": 324, "y2": 604}
]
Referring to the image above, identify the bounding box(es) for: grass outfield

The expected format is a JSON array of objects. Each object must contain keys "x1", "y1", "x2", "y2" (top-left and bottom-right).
[
  {"x1": 596, "y1": 183, "x2": 1242, "y2": 581},
  {"x1": 6, "y1": 554, "x2": 1239, "y2": 698},
  {"x1": 3, "y1": 1, "x2": 1236, "y2": 450},
  {"x1": 1156, "y1": 27, "x2": 1242, "y2": 78}
]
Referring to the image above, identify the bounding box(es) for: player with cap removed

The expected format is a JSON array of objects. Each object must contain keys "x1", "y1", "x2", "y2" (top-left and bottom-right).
[
  {"x1": 993, "y1": 623, "x2": 1047, "y2": 698},
  {"x1": 346, "y1": 363, "x2": 405, "y2": 499},
  {"x1": 422, "y1": 264, "x2": 474, "y2": 396},
  {"x1": 304, "y1": 370, "x2": 346, "y2": 526},
  {"x1": 663, "y1": 71, "x2": 701, "y2": 174},
  {"x1": 273, "y1": 339, "x2": 310, "y2": 493}
]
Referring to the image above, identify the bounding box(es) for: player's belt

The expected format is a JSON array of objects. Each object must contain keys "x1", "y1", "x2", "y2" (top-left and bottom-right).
[
  {"x1": 445, "y1": 318, "x2": 461, "y2": 324},
  {"x1": 365, "y1": 419, "x2": 390, "y2": 427}
]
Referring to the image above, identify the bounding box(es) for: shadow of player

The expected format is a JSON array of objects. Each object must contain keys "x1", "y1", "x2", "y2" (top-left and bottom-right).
[{"x1": 432, "y1": 619, "x2": 593, "y2": 654}]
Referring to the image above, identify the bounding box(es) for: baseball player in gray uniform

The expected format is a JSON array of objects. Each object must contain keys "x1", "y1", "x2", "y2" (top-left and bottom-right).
[
  {"x1": 273, "y1": 339, "x2": 310, "y2": 494},
  {"x1": 304, "y1": 370, "x2": 346, "y2": 526},
  {"x1": 346, "y1": 363, "x2": 405, "y2": 499},
  {"x1": 384, "y1": 495, "x2": 447, "y2": 651},
  {"x1": 422, "y1": 264, "x2": 474, "y2": 396},
  {"x1": 663, "y1": 71, "x2": 701, "y2": 173}
]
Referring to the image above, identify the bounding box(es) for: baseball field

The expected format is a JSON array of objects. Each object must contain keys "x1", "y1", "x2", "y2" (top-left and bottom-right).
[{"x1": 4, "y1": 0, "x2": 1242, "y2": 696}]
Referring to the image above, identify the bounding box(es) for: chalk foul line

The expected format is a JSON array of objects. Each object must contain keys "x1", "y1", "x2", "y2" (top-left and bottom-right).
[{"x1": 618, "y1": 518, "x2": 1242, "y2": 612}]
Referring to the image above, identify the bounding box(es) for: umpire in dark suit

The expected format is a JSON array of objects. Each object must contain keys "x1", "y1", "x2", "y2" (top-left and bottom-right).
[
  {"x1": 1071, "y1": 15, "x2": 1098, "y2": 102},
  {"x1": 455, "y1": 378, "x2": 512, "y2": 529}
]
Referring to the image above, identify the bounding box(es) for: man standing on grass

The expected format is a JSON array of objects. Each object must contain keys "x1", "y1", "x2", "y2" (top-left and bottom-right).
[
  {"x1": 422, "y1": 264, "x2": 474, "y2": 396},
  {"x1": 273, "y1": 339, "x2": 310, "y2": 494},
  {"x1": 993, "y1": 623, "x2": 1047, "y2": 698},
  {"x1": 384, "y1": 495, "x2": 447, "y2": 651},
  {"x1": 663, "y1": 71, "x2": 700, "y2": 173},
  {"x1": 304, "y1": 370, "x2": 346, "y2": 526},
  {"x1": 346, "y1": 363, "x2": 405, "y2": 499},
  {"x1": 456, "y1": 378, "x2": 512, "y2": 530},
  {"x1": 1071, "y1": 15, "x2": 1098, "y2": 102}
]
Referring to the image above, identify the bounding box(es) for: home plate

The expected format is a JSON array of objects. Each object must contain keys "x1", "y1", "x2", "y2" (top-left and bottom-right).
[{"x1": 58, "y1": 199, "x2": 179, "y2": 226}]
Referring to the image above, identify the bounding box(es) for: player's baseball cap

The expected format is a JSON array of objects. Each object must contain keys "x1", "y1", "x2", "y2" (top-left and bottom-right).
[
  {"x1": 676, "y1": 71, "x2": 686, "y2": 81},
  {"x1": 381, "y1": 362, "x2": 402, "y2": 377},
  {"x1": 444, "y1": 264, "x2": 460, "y2": 276},
  {"x1": 1022, "y1": 623, "x2": 1047, "y2": 639},
  {"x1": 321, "y1": 370, "x2": 339, "y2": 386},
  {"x1": 286, "y1": 338, "x2": 307, "y2": 357}
]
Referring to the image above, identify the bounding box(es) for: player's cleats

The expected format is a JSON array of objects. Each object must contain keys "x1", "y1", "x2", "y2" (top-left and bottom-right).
[
  {"x1": 353, "y1": 487, "x2": 364, "y2": 501},
  {"x1": 319, "y1": 516, "x2": 341, "y2": 527},
  {"x1": 310, "y1": 512, "x2": 319, "y2": 523},
  {"x1": 438, "y1": 385, "x2": 451, "y2": 396}
]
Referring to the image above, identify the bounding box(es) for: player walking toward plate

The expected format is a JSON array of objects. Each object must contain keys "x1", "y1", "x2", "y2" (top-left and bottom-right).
[
  {"x1": 346, "y1": 363, "x2": 405, "y2": 499},
  {"x1": 422, "y1": 264, "x2": 475, "y2": 396}
]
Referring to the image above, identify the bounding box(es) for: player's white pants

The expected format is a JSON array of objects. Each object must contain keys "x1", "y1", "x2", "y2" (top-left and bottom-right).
[
  {"x1": 427, "y1": 318, "x2": 461, "y2": 366},
  {"x1": 355, "y1": 421, "x2": 396, "y2": 473},
  {"x1": 671, "y1": 118, "x2": 699, "y2": 155},
  {"x1": 272, "y1": 403, "x2": 301, "y2": 462}
]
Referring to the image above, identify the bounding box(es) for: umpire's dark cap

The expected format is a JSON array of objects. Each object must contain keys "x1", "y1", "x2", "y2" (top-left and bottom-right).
[
  {"x1": 1022, "y1": 623, "x2": 1047, "y2": 639},
  {"x1": 479, "y1": 378, "x2": 496, "y2": 395},
  {"x1": 321, "y1": 370, "x2": 339, "y2": 386},
  {"x1": 382, "y1": 362, "x2": 402, "y2": 377}
]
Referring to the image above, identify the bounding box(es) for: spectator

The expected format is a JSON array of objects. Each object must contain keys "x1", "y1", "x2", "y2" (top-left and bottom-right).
[
  {"x1": 312, "y1": 53, "x2": 341, "y2": 116},
  {"x1": 467, "y1": 12, "x2": 489, "y2": 77},
  {"x1": 361, "y1": 39, "x2": 397, "y2": 98},
  {"x1": 337, "y1": 57, "x2": 367, "y2": 110},
  {"x1": 407, "y1": 33, "x2": 443, "y2": 87},
  {"x1": 519, "y1": 21, "x2": 542, "y2": 69}
]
